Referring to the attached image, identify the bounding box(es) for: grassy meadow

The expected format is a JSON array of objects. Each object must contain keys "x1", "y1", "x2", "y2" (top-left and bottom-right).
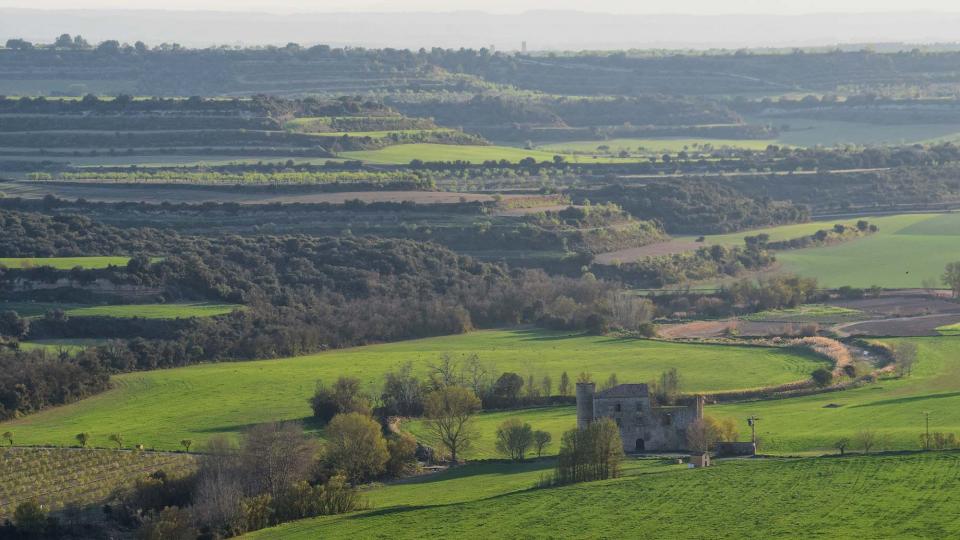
[
  {"x1": 684, "y1": 213, "x2": 960, "y2": 288},
  {"x1": 0, "y1": 256, "x2": 131, "y2": 269},
  {"x1": 537, "y1": 137, "x2": 776, "y2": 154},
  {"x1": 339, "y1": 143, "x2": 638, "y2": 164},
  {"x1": 0, "y1": 329, "x2": 824, "y2": 450},
  {"x1": 0, "y1": 302, "x2": 241, "y2": 319},
  {"x1": 714, "y1": 337, "x2": 960, "y2": 453},
  {"x1": 248, "y1": 453, "x2": 960, "y2": 539}
]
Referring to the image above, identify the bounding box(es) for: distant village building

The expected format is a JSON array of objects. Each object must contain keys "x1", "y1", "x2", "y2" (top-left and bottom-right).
[{"x1": 576, "y1": 382, "x2": 704, "y2": 453}]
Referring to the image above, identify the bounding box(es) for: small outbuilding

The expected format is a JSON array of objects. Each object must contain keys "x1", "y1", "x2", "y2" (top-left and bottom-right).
[{"x1": 689, "y1": 452, "x2": 711, "y2": 468}]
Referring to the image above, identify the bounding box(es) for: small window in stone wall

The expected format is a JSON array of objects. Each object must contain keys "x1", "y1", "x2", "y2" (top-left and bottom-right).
[
  {"x1": 636, "y1": 402, "x2": 643, "y2": 412},
  {"x1": 615, "y1": 403, "x2": 622, "y2": 412},
  {"x1": 661, "y1": 414, "x2": 672, "y2": 426}
]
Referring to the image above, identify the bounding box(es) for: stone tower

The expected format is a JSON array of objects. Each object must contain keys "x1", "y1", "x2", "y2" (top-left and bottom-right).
[{"x1": 576, "y1": 381, "x2": 595, "y2": 430}]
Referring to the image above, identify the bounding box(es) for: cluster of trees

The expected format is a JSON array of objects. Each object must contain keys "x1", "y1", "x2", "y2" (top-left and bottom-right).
[
  {"x1": 580, "y1": 181, "x2": 808, "y2": 235},
  {"x1": 495, "y1": 419, "x2": 552, "y2": 460},
  {"x1": 0, "y1": 347, "x2": 111, "y2": 421},
  {"x1": 746, "y1": 221, "x2": 877, "y2": 251},
  {"x1": 596, "y1": 244, "x2": 775, "y2": 289},
  {"x1": 550, "y1": 418, "x2": 624, "y2": 485},
  {"x1": 646, "y1": 274, "x2": 821, "y2": 319}
]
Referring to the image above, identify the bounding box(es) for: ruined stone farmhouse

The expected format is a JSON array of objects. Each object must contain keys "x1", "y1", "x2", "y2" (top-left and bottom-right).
[{"x1": 576, "y1": 381, "x2": 704, "y2": 453}]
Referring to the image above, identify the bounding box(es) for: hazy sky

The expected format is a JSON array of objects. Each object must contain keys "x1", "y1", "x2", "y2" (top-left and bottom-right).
[{"x1": 3, "y1": 0, "x2": 960, "y2": 14}]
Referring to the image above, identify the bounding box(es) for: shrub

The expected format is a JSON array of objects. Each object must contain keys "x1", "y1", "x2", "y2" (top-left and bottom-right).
[
  {"x1": 495, "y1": 419, "x2": 534, "y2": 461},
  {"x1": 324, "y1": 412, "x2": 389, "y2": 483},
  {"x1": 385, "y1": 432, "x2": 419, "y2": 478}
]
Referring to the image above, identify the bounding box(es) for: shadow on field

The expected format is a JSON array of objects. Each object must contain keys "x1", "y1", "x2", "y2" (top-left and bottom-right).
[
  {"x1": 399, "y1": 459, "x2": 554, "y2": 487},
  {"x1": 849, "y1": 390, "x2": 960, "y2": 408}
]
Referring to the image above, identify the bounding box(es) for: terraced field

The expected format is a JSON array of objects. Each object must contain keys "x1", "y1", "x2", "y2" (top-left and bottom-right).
[
  {"x1": 0, "y1": 256, "x2": 131, "y2": 269},
  {"x1": 0, "y1": 329, "x2": 824, "y2": 450},
  {"x1": 249, "y1": 453, "x2": 960, "y2": 539},
  {"x1": 537, "y1": 137, "x2": 776, "y2": 155},
  {"x1": 340, "y1": 143, "x2": 638, "y2": 164},
  {"x1": 0, "y1": 447, "x2": 196, "y2": 519},
  {"x1": 0, "y1": 302, "x2": 241, "y2": 319}
]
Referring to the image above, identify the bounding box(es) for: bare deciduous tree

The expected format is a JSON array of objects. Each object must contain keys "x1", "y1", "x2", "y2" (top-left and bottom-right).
[
  {"x1": 686, "y1": 417, "x2": 720, "y2": 454},
  {"x1": 495, "y1": 419, "x2": 533, "y2": 461},
  {"x1": 533, "y1": 430, "x2": 552, "y2": 457},
  {"x1": 423, "y1": 386, "x2": 481, "y2": 463},
  {"x1": 855, "y1": 429, "x2": 877, "y2": 454},
  {"x1": 240, "y1": 422, "x2": 320, "y2": 499}
]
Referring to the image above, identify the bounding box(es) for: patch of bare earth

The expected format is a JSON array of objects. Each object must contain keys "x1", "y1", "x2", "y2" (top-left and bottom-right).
[
  {"x1": 0, "y1": 182, "x2": 543, "y2": 205},
  {"x1": 836, "y1": 313, "x2": 960, "y2": 337},
  {"x1": 594, "y1": 240, "x2": 702, "y2": 264}
]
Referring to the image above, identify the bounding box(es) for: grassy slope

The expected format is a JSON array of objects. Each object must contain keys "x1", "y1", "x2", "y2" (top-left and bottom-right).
[
  {"x1": 0, "y1": 329, "x2": 823, "y2": 450},
  {"x1": 0, "y1": 302, "x2": 241, "y2": 319},
  {"x1": 537, "y1": 137, "x2": 775, "y2": 154},
  {"x1": 715, "y1": 337, "x2": 960, "y2": 453},
  {"x1": 339, "y1": 143, "x2": 638, "y2": 164},
  {"x1": 249, "y1": 453, "x2": 960, "y2": 539},
  {"x1": 0, "y1": 256, "x2": 131, "y2": 269},
  {"x1": 682, "y1": 213, "x2": 960, "y2": 288}
]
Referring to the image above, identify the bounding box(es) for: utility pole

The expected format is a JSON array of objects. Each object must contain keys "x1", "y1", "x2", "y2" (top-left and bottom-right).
[
  {"x1": 747, "y1": 416, "x2": 760, "y2": 444},
  {"x1": 922, "y1": 410, "x2": 931, "y2": 450}
]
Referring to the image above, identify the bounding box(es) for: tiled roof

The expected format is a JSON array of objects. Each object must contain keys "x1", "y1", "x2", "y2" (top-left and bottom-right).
[{"x1": 596, "y1": 383, "x2": 649, "y2": 398}]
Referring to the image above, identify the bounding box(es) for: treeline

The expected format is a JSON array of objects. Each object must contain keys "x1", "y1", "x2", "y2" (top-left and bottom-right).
[
  {"x1": 580, "y1": 181, "x2": 809, "y2": 234},
  {"x1": 34, "y1": 170, "x2": 434, "y2": 189},
  {"x1": 595, "y1": 244, "x2": 774, "y2": 288},
  {"x1": 0, "y1": 347, "x2": 111, "y2": 420},
  {"x1": 748, "y1": 220, "x2": 878, "y2": 251},
  {"x1": 391, "y1": 94, "x2": 739, "y2": 133},
  {"x1": 649, "y1": 274, "x2": 821, "y2": 319}
]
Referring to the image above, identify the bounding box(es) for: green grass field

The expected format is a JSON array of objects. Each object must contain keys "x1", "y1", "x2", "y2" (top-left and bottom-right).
[
  {"x1": 339, "y1": 143, "x2": 637, "y2": 164},
  {"x1": 537, "y1": 137, "x2": 776, "y2": 154},
  {"x1": 0, "y1": 302, "x2": 241, "y2": 319},
  {"x1": 714, "y1": 337, "x2": 960, "y2": 453},
  {"x1": 0, "y1": 256, "x2": 131, "y2": 269},
  {"x1": 249, "y1": 452, "x2": 960, "y2": 539},
  {"x1": 684, "y1": 213, "x2": 960, "y2": 288},
  {"x1": 743, "y1": 304, "x2": 864, "y2": 323},
  {"x1": 0, "y1": 329, "x2": 823, "y2": 450}
]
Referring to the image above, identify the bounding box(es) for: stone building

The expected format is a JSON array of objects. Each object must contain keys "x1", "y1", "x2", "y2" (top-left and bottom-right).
[{"x1": 576, "y1": 381, "x2": 704, "y2": 453}]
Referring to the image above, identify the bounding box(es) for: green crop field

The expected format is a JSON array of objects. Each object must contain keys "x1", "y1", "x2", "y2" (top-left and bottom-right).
[
  {"x1": 0, "y1": 256, "x2": 131, "y2": 269},
  {"x1": 714, "y1": 337, "x2": 960, "y2": 453},
  {"x1": 683, "y1": 213, "x2": 960, "y2": 288},
  {"x1": 0, "y1": 329, "x2": 824, "y2": 450},
  {"x1": 339, "y1": 143, "x2": 637, "y2": 164},
  {"x1": 537, "y1": 137, "x2": 776, "y2": 154},
  {"x1": 249, "y1": 453, "x2": 960, "y2": 539},
  {"x1": 0, "y1": 302, "x2": 241, "y2": 319}
]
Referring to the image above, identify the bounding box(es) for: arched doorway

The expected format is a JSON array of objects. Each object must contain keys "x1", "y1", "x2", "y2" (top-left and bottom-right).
[{"x1": 635, "y1": 438, "x2": 645, "y2": 452}]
